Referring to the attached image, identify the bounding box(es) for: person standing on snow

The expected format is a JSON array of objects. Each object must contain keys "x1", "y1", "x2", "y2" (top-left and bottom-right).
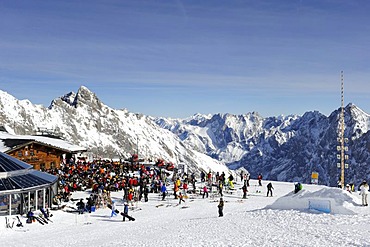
[
  {"x1": 76, "y1": 199, "x2": 85, "y2": 214},
  {"x1": 218, "y1": 198, "x2": 224, "y2": 217},
  {"x1": 294, "y1": 182, "x2": 302, "y2": 194},
  {"x1": 242, "y1": 184, "x2": 248, "y2": 199},
  {"x1": 178, "y1": 192, "x2": 185, "y2": 204},
  {"x1": 203, "y1": 185, "x2": 209, "y2": 199},
  {"x1": 266, "y1": 182, "x2": 274, "y2": 197},
  {"x1": 122, "y1": 202, "x2": 129, "y2": 221},
  {"x1": 161, "y1": 182, "x2": 167, "y2": 201},
  {"x1": 218, "y1": 181, "x2": 223, "y2": 197},
  {"x1": 360, "y1": 180, "x2": 369, "y2": 206},
  {"x1": 257, "y1": 174, "x2": 263, "y2": 186},
  {"x1": 110, "y1": 200, "x2": 117, "y2": 217}
]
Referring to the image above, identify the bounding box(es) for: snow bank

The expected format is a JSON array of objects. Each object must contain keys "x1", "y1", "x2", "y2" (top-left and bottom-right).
[{"x1": 265, "y1": 187, "x2": 361, "y2": 215}]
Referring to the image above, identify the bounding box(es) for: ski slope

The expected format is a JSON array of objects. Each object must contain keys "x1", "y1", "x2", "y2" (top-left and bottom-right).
[{"x1": 1, "y1": 180, "x2": 370, "y2": 247}]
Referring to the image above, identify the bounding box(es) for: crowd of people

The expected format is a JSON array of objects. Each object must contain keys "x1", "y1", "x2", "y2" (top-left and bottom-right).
[
  {"x1": 43, "y1": 158, "x2": 370, "y2": 219},
  {"x1": 43, "y1": 157, "x2": 257, "y2": 216},
  {"x1": 46, "y1": 158, "x2": 173, "y2": 210}
]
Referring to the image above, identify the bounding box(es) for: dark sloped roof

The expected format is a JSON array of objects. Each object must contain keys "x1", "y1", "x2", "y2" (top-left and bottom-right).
[
  {"x1": 0, "y1": 152, "x2": 57, "y2": 193},
  {"x1": 0, "y1": 152, "x2": 32, "y2": 172},
  {"x1": 0, "y1": 172, "x2": 56, "y2": 191}
]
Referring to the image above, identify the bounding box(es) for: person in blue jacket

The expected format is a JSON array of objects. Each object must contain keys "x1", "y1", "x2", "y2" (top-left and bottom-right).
[
  {"x1": 161, "y1": 182, "x2": 167, "y2": 201},
  {"x1": 123, "y1": 202, "x2": 129, "y2": 221}
]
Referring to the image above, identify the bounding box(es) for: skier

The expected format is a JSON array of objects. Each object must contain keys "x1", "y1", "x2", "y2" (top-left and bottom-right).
[
  {"x1": 346, "y1": 184, "x2": 352, "y2": 193},
  {"x1": 161, "y1": 183, "x2": 167, "y2": 201},
  {"x1": 207, "y1": 170, "x2": 212, "y2": 185},
  {"x1": 122, "y1": 202, "x2": 129, "y2": 221},
  {"x1": 257, "y1": 174, "x2": 263, "y2": 186},
  {"x1": 183, "y1": 182, "x2": 188, "y2": 196},
  {"x1": 110, "y1": 200, "x2": 117, "y2": 217},
  {"x1": 218, "y1": 198, "x2": 224, "y2": 217},
  {"x1": 76, "y1": 199, "x2": 85, "y2": 214},
  {"x1": 200, "y1": 171, "x2": 205, "y2": 182},
  {"x1": 218, "y1": 181, "x2": 223, "y2": 197},
  {"x1": 26, "y1": 210, "x2": 34, "y2": 223},
  {"x1": 144, "y1": 185, "x2": 149, "y2": 202},
  {"x1": 294, "y1": 182, "x2": 302, "y2": 194},
  {"x1": 203, "y1": 185, "x2": 209, "y2": 199},
  {"x1": 360, "y1": 180, "x2": 369, "y2": 206},
  {"x1": 178, "y1": 192, "x2": 185, "y2": 204},
  {"x1": 174, "y1": 182, "x2": 179, "y2": 199},
  {"x1": 242, "y1": 184, "x2": 248, "y2": 199},
  {"x1": 266, "y1": 182, "x2": 274, "y2": 197},
  {"x1": 86, "y1": 194, "x2": 94, "y2": 213},
  {"x1": 246, "y1": 172, "x2": 250, "y2": 187},
  {"x1": 228, "y1": 173, "x2": 234, "y2": 182}
]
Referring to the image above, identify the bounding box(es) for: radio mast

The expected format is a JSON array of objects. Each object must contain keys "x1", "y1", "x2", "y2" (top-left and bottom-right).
[{"x1": 337, "y1": 71, "x2": 349, "y2": 189}]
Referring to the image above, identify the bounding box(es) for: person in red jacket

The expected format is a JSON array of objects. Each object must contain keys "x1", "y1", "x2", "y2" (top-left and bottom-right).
[
  {"x1": 183, "y1": 182, "x2": 188, "y2": 196},
  {"x1": 258, "y1": 174, "x2": 263, "y2": 186},
  {"x1": 203, "y1": 186, "x2": 209, "y2": 199}
]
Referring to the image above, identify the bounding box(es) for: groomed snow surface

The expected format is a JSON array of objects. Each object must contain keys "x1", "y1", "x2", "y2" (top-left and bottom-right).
[{"x1": 1, "y1": 180, "x2": 370, "y2": 247}]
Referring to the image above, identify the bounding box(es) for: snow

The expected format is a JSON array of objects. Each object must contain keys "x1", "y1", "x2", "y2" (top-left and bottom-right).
[
  {"x1": 0, "y1": 131, "x2": 85, "y2": 153},
  {"x1": 1, "y1": 180, "x2": 370, "y2": 246}
]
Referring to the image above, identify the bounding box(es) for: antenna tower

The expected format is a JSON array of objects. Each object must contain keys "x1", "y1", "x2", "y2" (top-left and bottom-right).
[{"x1": 337, "y1": 71, "x2": 349, "y2": 189}]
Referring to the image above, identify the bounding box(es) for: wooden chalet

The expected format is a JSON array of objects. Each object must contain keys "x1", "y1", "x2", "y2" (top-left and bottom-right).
[{"x1": 0, "y1": 128, "x2": 86, "y2": 170}]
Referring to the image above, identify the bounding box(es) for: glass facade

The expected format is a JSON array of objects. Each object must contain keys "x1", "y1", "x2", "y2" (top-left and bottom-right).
[{"x1": 0, "y1": 152, "x2": 57, "y2": 216}]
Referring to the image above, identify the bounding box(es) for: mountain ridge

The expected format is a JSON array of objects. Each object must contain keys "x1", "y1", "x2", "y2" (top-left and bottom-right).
[{"x1": 1, "y1": 86, "x2": 370, "y2": 186}]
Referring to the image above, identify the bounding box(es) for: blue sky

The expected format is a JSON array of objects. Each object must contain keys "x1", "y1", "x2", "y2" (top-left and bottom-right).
[{"x1": 0, "y1": 0, "x2": 370, "y2": 118}]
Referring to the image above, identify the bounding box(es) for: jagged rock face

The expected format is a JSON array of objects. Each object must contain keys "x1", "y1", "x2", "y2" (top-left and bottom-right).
[
  {"x1": 0, "y1": 86, "x2": 229, "y2": 175},
  {"x1": 156, "y1": 105, "x2": 370, "y2": 187},
  {"x1": 1, "y1": 86, "x2": 370, "y2": 186}
]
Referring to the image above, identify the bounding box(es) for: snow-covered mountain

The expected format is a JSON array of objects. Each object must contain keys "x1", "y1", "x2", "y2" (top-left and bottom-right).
[
  {"x1": 155, "y1": 104, "x2": 370, "y2": 186},
  {"x1": 0, "y1": 86, "x2": 229, "y2": 175},
  {"x1": 1, "y1": 86, "x2": 370, "y2": 187}
]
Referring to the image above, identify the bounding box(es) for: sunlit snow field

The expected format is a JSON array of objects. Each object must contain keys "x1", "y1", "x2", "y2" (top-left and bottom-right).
[{"x1": 1, "y1": 179, "x2": 370, "y2": 247}]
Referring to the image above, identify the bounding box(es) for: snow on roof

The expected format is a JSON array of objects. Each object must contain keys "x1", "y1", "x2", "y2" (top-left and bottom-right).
[{"x1": 0, "y1": 131, "x2": 86, "y2": 153}]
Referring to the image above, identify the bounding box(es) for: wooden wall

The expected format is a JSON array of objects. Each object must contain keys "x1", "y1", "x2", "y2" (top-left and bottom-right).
[{"x1": 7, "y1": 143, "x2": 64, "y2": 170}]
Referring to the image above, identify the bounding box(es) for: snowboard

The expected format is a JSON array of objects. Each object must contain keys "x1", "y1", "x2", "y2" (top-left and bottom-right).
[
  {"x1": 120, "y1": 212, "x2": 135, "y2": 221},
  {"x1": 107, "y1": 204, "x2": 120, "y2": 214}
]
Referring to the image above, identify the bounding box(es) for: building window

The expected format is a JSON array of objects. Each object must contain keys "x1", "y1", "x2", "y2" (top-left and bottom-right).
[
  {"x1": 17, "y1": 151, "x2": 22, "y2": 157},
  {"x1": 30, "y1": 151, "x2": 34, "y2": 156}
]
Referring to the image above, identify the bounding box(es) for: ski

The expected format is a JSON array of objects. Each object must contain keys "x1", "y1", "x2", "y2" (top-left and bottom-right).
[
  {"x1": 37, "y1": 215, "x2": 49, "y2": 224},
  {"x1": 5, "y1": 217, "x2": 15, "y2": 229},
  {"x1": 40, "y1": 208, "x2": 53, "y2": 222},
  {"x1": 33, "y1": 216, "x2": 45, "y2": 225},
  {"x1": 39, "y1": 214, "x2": 52, "y2": 223}
]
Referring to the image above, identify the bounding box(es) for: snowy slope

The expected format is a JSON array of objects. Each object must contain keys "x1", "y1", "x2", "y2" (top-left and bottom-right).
[
  {"x1": 2, "y1": 86, "x2": 370, "y2": 186},
  {"x1": 0, "y1": 86, "x2": 230, "y2": 174},
  {"x1": 1, "y1": 180, "x2": 370, "y2": 247}
]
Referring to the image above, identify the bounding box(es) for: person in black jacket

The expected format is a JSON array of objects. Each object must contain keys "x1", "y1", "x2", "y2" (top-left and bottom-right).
[
  {"x1": 218, "y1": 198, "x2": 224, "y2": 217},
  {"x1": 76, "y1": 199, "x2": 85, "y2": 214},
  {"x1": 266, "y1": 182, "x2": 274, "y2": 197},
  {"x1": 242, "y1": 184, "x2": 248, "y2": 199}
]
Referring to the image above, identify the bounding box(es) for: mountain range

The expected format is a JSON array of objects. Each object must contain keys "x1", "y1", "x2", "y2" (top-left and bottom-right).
[{"x1": 1, "y1": 85, "x2": 369, "y2": 186}]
